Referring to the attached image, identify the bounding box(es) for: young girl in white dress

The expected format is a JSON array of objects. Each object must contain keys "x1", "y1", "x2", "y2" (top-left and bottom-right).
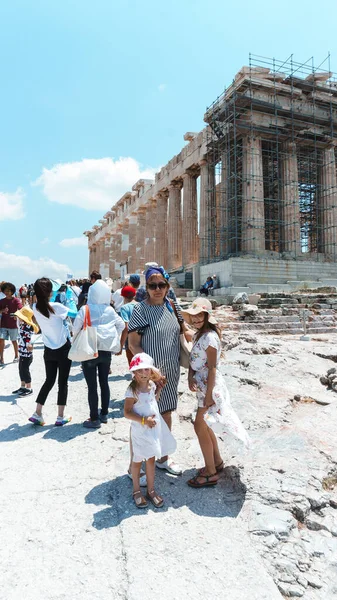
[
  {"x1": 124, "y1": 352, "x2": 177, "y2": 508},
  {"x1": 181, "y1": 298, "x2": 250, "y2": 488}
]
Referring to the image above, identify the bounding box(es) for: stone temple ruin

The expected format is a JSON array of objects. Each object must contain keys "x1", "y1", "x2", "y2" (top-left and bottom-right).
[{"x1": 85, "y1": 54, "x2": 337, "y2": 295}]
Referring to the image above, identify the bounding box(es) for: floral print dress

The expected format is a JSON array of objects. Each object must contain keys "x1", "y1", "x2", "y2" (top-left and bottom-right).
[{"x1": 190, "y1": 331, "x2": 251, "y2": 447}]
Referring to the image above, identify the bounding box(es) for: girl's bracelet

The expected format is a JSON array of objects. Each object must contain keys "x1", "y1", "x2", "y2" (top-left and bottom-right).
[{"x1": 141, "y1": 416, "x2": 145, "y2": 426}]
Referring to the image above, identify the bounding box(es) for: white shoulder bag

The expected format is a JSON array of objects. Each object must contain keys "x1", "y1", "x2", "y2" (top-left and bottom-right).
[{"x1": 68, "y1": 305, "x2": 98, "y2": 362}]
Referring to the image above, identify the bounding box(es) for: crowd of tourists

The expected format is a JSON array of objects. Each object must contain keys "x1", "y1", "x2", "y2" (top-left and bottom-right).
[{"x1": 0, "y1": 264, "x2": 249, "y2": 509}]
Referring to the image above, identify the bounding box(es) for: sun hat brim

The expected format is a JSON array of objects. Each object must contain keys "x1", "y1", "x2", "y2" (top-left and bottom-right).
[
  {"x1": 14, "y1": 309, "x2": 39, "y2": 333},
  {"x1": 181, "y1": 307, "x2": 217, "y2": 325},
  {"x1": 129, "y1": 363, "x2": 160, "y2": 375}
]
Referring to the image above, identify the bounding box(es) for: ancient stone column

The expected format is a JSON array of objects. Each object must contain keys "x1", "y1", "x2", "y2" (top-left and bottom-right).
[
  {"x1": 114, "y1": 229, "x2": 122, "y2": 278},
  {"x1": 182, "y1": 171, "x2": 198, "y2": 265},
  {"x1": 144, "y1": 200, "x2": 156, "y2": 262},
  {"x1": 320, "y1": 145, "x2": 337, "y2": 256},
  {"x1": 280, "y1": 141, "x2": 301, "y2": 255},
  {"x1": 97, "y1": 240, "x2": 104, "y2": 273},
  {"x1": 155, "y1": 191, "x2": 168, "y2": 267},
  {"x1": 121, "y1": 219, "x2": 129, "y2": 268},
  {"x1": 109, "y1": 237, "x2": 116, "y2": 278},
  {"x1": 128, "y1": 215, "x2": 137, "y2": 273},
  {"x1": 89, "y1": 244, "x2": 94, "y2": 274},
  {"x1": 220, "y1": 150, "x2": 229, "y2": 257},
  {"x1": 167, "y1": 181, "x2": 182, "y2": 271},
  {"x1": 199, "y1": 160, "x2": 216, "y2": 263},
  {"x1": 241, "y1": 136, "x2": 265, "y2": 252},
  {"x1": 136, "y1": 208, "x2": 146, "y2": 270},
  {"x1": 101, "y1": 235, "x2": 111, "y2": 278}
]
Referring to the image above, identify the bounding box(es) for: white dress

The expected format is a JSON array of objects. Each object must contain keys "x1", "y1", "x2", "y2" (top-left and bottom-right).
[
  {"x1": 126, "y1": 382, "x2": 177, "y2": 462},
  {"x1": 190, "y1": 331, "x2": 251, "y2": 448}
]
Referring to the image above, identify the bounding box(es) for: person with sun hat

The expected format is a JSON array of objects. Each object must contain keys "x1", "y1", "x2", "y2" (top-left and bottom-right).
[{"x1": 12, "y1": 305, "x2": 39, "y2": 397}]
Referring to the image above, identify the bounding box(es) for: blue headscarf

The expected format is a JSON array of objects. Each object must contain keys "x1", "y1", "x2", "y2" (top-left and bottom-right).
[
  {"x1": 145, "y1": 266, "x2": 173, "y2": 312},
  {"x1": 145, "y1": 266, "x2": 170, "y2": 282}
]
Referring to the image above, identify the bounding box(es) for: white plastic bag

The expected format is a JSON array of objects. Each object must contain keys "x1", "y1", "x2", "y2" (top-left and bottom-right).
[{"x1": 68, "y1": 305, "x2": 98, "y2": 362}]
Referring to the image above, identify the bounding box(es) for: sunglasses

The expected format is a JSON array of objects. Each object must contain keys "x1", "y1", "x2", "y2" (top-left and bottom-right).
[{"x1": 147, "y1": 282, "x2": 167, "y2": 290}]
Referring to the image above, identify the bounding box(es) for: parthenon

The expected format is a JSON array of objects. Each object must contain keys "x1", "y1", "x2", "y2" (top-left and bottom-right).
[{"x1": 85, "y1": 55, "x2": 337, "y2": 290}]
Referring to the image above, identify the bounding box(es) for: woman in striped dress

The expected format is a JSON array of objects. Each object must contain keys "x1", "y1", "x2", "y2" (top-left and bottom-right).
[{"x1": 128, "y1": 266, "x2": 187, "y2": 475}]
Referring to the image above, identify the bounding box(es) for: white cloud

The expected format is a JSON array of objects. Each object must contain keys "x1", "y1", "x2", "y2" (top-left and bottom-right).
[
  {"x1": 40, "y1": 237, "x2": 50, "y2": 245},
  {"x1": 59, "y1": 236, "x2": 87, "y2": 248},
  {"x1": 0, "y1": 189, "x2": 25, "y2": 221},
  {"x1": 3, "y1": 243, "x2": 12, "y2": 249},
  {"x1": 0, "y1": 251, "x2": 73, "y2": 286},
  {"x1": 33, "y1": 157, "x2": 157, "y2": 211},
  {"x1": 158, "y1": 83, "x2": 167, "y2": 92}
]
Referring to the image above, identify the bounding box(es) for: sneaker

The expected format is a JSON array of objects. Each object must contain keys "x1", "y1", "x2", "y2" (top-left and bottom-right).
[
  {"x1": 99, "y1": 412, "x2": 108, "y2": 424},
  {"x1": 12, "y1": 387, "x2": 25, "y2": 394},
  {"x1": 28, "y1": 412, "x2": 45, "y2": 426},
  {"x1": 55, "y1": 416, "x2": 72, "y2": 426},
  {"x1": 18, "y1": 389, "x2": 33, "y2": 396},
  {"x1": 155, "y1": 459, "x2": 182, "y2": 475},
  {"x1": 83, "y1": 418, "x2": 101, "y2": 429},
  {"x1": 127, "y1": 470, "x2": 147, "y2": 487}
]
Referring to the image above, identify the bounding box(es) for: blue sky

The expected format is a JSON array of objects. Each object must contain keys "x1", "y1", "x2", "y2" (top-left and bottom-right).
[{"x1": 1, "y1": 0, "x2": 337, "y2": 286}]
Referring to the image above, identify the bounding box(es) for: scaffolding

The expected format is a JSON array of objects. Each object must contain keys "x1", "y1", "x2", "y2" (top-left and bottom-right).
[{"x1": 202, "y1": 53, "x2": 337, "y2": 265}]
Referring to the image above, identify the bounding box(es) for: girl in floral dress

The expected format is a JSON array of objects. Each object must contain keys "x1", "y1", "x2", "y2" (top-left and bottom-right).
[{"x1": 181, "y1": 298, "x2": 250, "y2": 488}]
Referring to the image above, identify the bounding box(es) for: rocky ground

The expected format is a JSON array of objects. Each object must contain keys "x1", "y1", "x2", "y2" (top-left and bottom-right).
[{"x1": 1, "y1": 326, "x2": 337, "y2": 600}]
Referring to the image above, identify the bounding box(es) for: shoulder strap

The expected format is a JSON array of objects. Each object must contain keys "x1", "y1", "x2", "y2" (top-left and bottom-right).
[{"x1": 84, "y1": 304, "x2": 92, "y2": 329}]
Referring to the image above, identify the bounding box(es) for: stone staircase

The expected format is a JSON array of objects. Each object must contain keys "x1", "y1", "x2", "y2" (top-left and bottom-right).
[{"x1": 220, "y1": 292, "x2": 337, "y2": 335}]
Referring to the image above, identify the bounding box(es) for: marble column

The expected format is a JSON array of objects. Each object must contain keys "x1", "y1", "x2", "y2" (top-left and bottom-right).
[
  {"x1": 121, "y1": 219, "x2": 129, "y2": 268},
  {"x1": 97, "y1": 240, "x2": 104, "y2": 273},
  {"x1": 136, "y1": 208, "x2": 146, "y2": 270},
  {"x1": 144, "y1": 200, "x2": 156, "y2": 262},
  {"x1": 199, "y1": 161, "x2": 216, "y2": 263},
  {"x1": 101, "y1": 235, "x2": 111, "y2": 278},
  {"x1": 320, "y1": 145, "x2": 337, "y2": 255},
  {"x1": 182, "y1": 171, "x2": 198, "y2": 265},
  {"x1": 167, "y1": 181, "x2": 182, "y2": 271},
  {"x1": 114, "y1": 229, "x2": 122, "y2": 278},
  {"x1": 280, "y1": 141, "x2": 301, "y2": 255},
  {"x1": 89, "y1": 245, "x2": 94, "y2": 274},
  {"x1": 241, "y1": 136, "x2": 265, "y2": 252},
  {"x1": 155, "y1": 191, "x2": 168, "y2": 267},
  {"x1": 128, "y1": 215, "x2": 137, "y2": 273},
  {"x1": 109, "y1": 237, "x2": 116, "y2": 278}
]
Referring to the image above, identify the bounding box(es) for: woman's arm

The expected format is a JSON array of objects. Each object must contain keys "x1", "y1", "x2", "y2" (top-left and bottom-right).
[
  {"x1": 128, "y1": 331, "x2": 143, "y2": 355},
  {"x1": 204, "y1": 345, "x2": 217, "y2": 407},
  {"x1": 118, "y1": 323, "x2": 128, "y2": 352},
  {"x1": 181, "y1": 321, "x2": 194, "y2": 342},
  {"x1": 124, "y1": 397, "x2": 156, "y2": 427}
]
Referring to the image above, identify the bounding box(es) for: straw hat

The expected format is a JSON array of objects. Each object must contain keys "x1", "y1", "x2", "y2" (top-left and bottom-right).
[
  {"x1": 180, "y1": 297, "x2": 217, "y2": 325},
  {"x1": 14, "y1": 306, "x2": 39, "y2": 333},
  {"x1": 129, "y1": 352, "x2": 160, "y2": 375}
]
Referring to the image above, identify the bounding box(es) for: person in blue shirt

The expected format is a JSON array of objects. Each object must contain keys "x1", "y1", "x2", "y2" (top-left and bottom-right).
[{"x1": 118, "y1": 285, "x2": 137, "y2": 365}]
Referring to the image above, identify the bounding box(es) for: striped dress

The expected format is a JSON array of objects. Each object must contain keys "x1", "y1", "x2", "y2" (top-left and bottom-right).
[{"x1": 128, "y1": 300, "x2": 182, "y2": 414}]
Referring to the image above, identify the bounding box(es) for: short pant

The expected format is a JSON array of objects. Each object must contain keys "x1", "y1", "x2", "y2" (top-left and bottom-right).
[{"x1": 0, "y1": 327, "x2": 19, "y2": 341}]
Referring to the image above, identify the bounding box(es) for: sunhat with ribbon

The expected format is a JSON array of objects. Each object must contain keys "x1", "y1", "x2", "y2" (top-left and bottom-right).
[
  {"x1": 129, "y1": 352, "x2": 160, "y2": 375},
  {"x1": 180, "y1": 297, "x2": 217, "y2": 325},
  {"x1": 14, "y1": 306, "x2": 39, "y2": 333}
]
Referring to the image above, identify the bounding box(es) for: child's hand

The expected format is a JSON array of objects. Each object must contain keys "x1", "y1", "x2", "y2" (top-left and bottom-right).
[
  {"x1": 188, "y1": 375, "x2": 197, "y2": 392},
  {"x1": 146, "y1": 415, "x2": 156, "y2": 428},
  {"x1": 204, "y1": 394, "x2": 215, "y2": 408},
  {"x1": 27, "y1": 344, "x2": 33, "y2": 352}
]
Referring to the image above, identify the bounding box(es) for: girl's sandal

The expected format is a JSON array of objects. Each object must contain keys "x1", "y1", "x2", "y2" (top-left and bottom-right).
[
  {"x1": 133, "y1": 491, "x2": 148, "y2": 509},
  {"x1": 187, "y1": 473, "x2": 218, "y2": 488},
  {"x1": 146, "y1": 490, "x2": 164, "y2": 508}
]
